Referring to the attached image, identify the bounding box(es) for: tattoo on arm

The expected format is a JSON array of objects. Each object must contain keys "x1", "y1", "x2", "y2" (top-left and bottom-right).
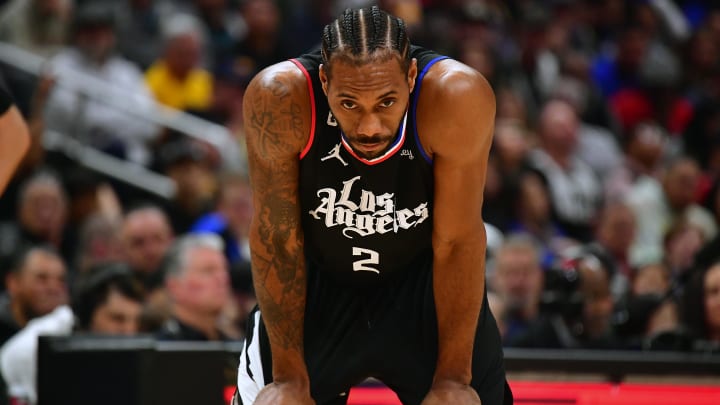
[{"x1": 245, "y1": 74, "x2": 308, "y2": 352}]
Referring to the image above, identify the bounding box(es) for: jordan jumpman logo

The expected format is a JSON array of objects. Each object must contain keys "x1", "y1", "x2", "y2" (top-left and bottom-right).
[{"x1": 321, "y1": 143, "x2": 348, "y2": 166}]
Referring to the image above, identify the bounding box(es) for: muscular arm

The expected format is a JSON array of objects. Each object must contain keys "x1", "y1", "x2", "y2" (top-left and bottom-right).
[
  {"x1": 419, "y1": 61, "x2": 495, "y2": 388},
  {"x1": 243, "y1": 62, "x2": 312, "y2": 388},
  {"x1": 0, "y1": 104, "x2": 31, "y2": 195}
]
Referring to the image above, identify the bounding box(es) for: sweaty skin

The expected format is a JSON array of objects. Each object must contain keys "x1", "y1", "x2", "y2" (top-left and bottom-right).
[{"x1": 244, "y1": 52, "x2": 494, "y2": 405}]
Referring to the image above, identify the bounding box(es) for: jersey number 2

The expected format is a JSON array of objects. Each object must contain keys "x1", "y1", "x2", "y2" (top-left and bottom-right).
[{"x1": 352, "y1": 247, "x2": 380, "y2": 274}]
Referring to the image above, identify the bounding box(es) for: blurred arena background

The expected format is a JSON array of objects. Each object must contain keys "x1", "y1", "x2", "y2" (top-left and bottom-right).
[{"x1": 1, "y1": 0, "x2": 720, "y2": 404}]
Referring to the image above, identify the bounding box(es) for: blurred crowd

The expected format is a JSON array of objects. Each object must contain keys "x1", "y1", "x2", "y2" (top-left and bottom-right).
[{"x1": 0, "y1": 0, "x2": 720, "y2": 402}]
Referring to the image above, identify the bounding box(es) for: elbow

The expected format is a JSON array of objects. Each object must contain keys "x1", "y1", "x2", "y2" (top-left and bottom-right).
[{"x1": 432, "y1": 227, "x2": 487, "y2": 262}]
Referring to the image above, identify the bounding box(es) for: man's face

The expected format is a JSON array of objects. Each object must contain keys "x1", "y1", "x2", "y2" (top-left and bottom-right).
[
  {"x1": 171, "y1": 247, "x2": 230, "y2": 315},
  {"x1": 540, "y1": 101, "x2": 579, "y2": 155},
  {"x1": 121, "y1": 211, "x2": 173, "y2": 274},
  {"x1": 165, "y1": 33, "x2": 201, "y2": 77},
  {"x1": 90, "y1": 289, "x2": 142, "y2": 335},
  {"x1": 494, "y1": 247, "x2": 542, "y2": 318},
  {"x1": 19, "y1": 182, "x2": 67, "y2": 239},
  {"x1": 597, "y1": 204, "x2": 636, "y2": 256},
  {"x1": 664, "y1": 160, "x2": 700, "y2": 211},
  {"x1": 10, "y1": 251, "x2": 68, "y2": 321},
  {"x1": 320, "y1": 55, "x2": 417, "y2": 160}
]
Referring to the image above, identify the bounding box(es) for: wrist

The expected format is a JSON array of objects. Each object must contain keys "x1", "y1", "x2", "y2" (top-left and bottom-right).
[{"x1": 432, "y1": 371, "x2": 472, "y2": 388}]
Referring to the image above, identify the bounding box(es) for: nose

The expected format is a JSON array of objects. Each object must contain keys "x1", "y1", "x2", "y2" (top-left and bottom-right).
[{"x1": 356, "y1": 112, "x2": 383, "y2": 138}]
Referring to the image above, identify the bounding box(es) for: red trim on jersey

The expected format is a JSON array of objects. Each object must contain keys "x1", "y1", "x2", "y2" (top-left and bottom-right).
[{"x1": 290, "y1": 58, "x2": 316, "y2": 159}]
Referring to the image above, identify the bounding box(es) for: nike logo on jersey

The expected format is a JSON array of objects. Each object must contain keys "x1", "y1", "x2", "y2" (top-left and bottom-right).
[
  {"x1": 327, "y1": 111, "x2": 338, "y2": 127},
  {"x1": 321, "y1": 143, "x2": 348, "y2": 166}
]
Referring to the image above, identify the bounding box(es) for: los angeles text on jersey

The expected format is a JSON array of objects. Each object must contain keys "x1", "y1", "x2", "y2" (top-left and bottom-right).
[{"x1": 308, "y1": 176, "x2": 429, "y2": 239}]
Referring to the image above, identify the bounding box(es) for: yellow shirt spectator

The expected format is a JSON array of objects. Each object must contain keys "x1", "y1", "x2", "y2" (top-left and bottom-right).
[{"x1": 145, "y1": 61, "x2": 213, "y2": 111}]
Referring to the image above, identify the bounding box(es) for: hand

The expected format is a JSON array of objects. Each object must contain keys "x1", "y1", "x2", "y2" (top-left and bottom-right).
[
  {"x1": 253, "y1": 382, "x2": 315, "y2": 405},
  {"x1": 421, "y1": 380, "x2": 481, "y2": 405}
]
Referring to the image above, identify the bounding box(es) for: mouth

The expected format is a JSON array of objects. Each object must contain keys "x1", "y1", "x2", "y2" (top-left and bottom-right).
[{"x1": 356, "y1": 141, "x2": 384, "y2": 153}]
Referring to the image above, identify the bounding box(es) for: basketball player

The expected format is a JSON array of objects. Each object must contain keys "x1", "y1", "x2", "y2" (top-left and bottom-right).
[
  {"x1": 235, "y1": 6, "x2": 511, "y2": 405},
  {"x1": 0, "y1": 84, "x2": 31, "y2": 195}
]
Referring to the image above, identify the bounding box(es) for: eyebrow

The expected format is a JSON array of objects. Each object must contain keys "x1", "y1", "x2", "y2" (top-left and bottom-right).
[{"x1": 337, "y1": 90, "x2": 398, "y2": 100}]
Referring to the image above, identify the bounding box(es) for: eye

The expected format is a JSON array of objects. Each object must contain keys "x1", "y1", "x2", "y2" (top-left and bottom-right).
[
  {"x1": 340, "y1": 100, "x2": 356, "y2": 110},
  {"x1": 379, "y1": 99, "x2": 396, "y2": 108}
]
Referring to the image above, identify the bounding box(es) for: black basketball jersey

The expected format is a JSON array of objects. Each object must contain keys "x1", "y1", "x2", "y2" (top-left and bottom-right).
[{"x1": 292, "y1": 47, "x2": 448, "y2": 286}]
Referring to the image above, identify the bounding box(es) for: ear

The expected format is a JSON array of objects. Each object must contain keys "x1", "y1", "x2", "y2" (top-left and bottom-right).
[
  {"x1": 319, "y1": 64, "x2": 329, "y2": 96},
  {"x1": 407, "y1": 58, "x2": 418, "y2": 93}
]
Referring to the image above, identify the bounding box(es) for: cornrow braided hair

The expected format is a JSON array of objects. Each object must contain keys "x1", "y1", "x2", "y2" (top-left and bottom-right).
[{"x1": 321, "y1": 6, "x2": 411, "y2": 75}]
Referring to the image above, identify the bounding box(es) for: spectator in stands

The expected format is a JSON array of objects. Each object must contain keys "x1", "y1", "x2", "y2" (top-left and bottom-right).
[
  {"x1": 0, "y1": 262, "x2": 144, "y2": 405},
  {"x1": 43, "y1": 2, "x2": 158, "y2": 166},
  {"x1": 590, "y1": 200, "x2": 637, "y2": 300},
  {"x1": 0, "y1": 171, "x2": 72, "y2": 274},
  {"x1": 113, "y1": 0, "x2": 180, "y2": 70},
  {"x1": 0, "y1": 245, "x2": 67, "y2": 345},
  {"x1": 604, "y1": 121, "x2": 668, "y2": 202},
  {"x1": 507, "y1": 170, "x2": 574, "y2": 269},
  {"x1": 551, "y1": 76, "x2": 624, "y2": 182},
  {"x1": 155, "y1": 233, "x2": 234, "y2": 341},
  {"x1": 119, "y1": 205, "x2": 174, "y2": 289},
  {"x1": 592, "y1": 25, "x2": 649, "y2": 100},
  {"x1": 63, "y1": 168, "x2": 122, "y2": 236},
  {"x1": 0, "y1": 0, "x2": 73, "y2": 57},
  {"x1": 529, "y1": 99, "x2": 603, "y2": 242},
  {"x1": 614, "y1": 293, "x2": 680, "y2": 351},
  {"x1": 73, "y1": 213, "x2": 123, "y2": 275},
  {"x1": 119, "y1": 204, "x2": 173, "y2": 331},
  {"x1": 188, "y1": 0, "x2": 245, "y2": 71},
  {"x1": 219, "y1": 0, "x2": 291, "y2": 87},
  {"x1": 155, "y1": 138, "x2": 217, "y2": 234},
  {"x1": 145, "y1": 13, "x2": 213, "y2": 112},
  {"x1": 633, "y1": 262, "x2": 671, "y2": 297},
  {"x1": 663, "y1": 221, "x2": 706, "y2": 283},
  {"x1": 491, "y1": 236, "x2": 544, "y2": 344},
  {"x1": 191, "y1": 172, "x2": 252, "y2": 268},
  {"x1": 628, "y1": 156, "x2": 716, "y2": 264},
  {"x1": 484, "y1": 119, "x2": 532, "y2": 231},
  {"x1": 681, "y1": 262, "x2": 720, "y2": 349},
  {"x1": 511, "y1": 251, "x2": 617, "y2": 349}
]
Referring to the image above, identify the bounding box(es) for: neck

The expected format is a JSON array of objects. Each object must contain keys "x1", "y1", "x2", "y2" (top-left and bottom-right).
[{"x1": 173, "y1": 305, "x2": 220, "y2": 340}]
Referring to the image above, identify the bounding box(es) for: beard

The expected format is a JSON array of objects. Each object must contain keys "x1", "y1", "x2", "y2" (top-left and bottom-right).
[{"x1": 336, "y1": 109, "x2": 406, "y2": 160}]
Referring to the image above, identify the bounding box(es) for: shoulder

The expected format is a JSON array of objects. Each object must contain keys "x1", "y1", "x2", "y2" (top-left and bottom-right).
[
  {"x1": 419, "y1": 58, "x2": 495, "y2": 111},
  {"x1": 245, "y1": 60, "x2": 309, "y2": 100},
  {"x1": 416, "y1": 58, "x2": 495, "y2": 158},
  {"x1": 243, "y1": 60, "x2": 313, "y2": 155}
]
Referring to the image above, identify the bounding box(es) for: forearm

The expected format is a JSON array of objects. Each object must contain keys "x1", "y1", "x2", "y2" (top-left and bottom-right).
[
  {"x1": 250, "y1": 223, "x2": 309, "y2": 383},
  {"x1": 0, "y1": 106, "x2": 31, "y2": 194},
  {"x1": 432, "y1": 233, "x2": 486, "y2": 385}
]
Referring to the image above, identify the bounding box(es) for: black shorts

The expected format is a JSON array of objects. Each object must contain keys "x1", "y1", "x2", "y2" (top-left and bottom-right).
[{"x1": 236, "y1": 263, "x2": 512, "y2": 405}]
